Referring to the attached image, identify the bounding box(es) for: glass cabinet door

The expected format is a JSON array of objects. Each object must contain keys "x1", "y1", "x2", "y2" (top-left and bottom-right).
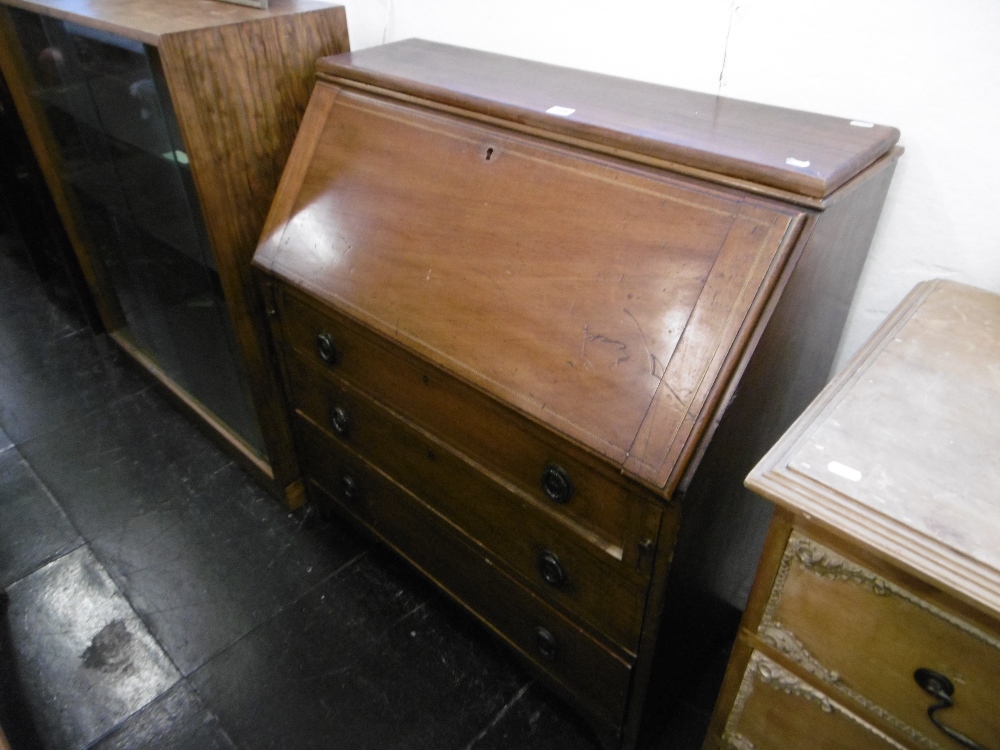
[{"x1": 7, "y1": 7, "x2": 266, "y2": 457}]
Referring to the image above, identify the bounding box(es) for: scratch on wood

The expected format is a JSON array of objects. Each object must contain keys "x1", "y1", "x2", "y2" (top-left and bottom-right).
[
  {"x1": 623, "y1": 308, "x2": 661, "y2": 377},
  {"x1": 581, "y1": 323, "x2": 628, "y2": 369}
]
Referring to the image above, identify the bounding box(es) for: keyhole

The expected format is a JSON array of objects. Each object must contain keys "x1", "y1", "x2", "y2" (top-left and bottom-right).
[{"x1": 485, "y1": 147, "x2": 494, "y2": 160}]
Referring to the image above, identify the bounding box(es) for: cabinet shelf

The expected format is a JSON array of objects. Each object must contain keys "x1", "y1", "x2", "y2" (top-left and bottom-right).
[{"x1": 33, "y1": 78, "x2": 182, "y2": 164}]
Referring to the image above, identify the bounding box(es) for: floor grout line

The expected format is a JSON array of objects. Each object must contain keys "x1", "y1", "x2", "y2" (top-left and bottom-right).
[{"x1": 462, "y1": 680, "x2": 534, "y2": 750}]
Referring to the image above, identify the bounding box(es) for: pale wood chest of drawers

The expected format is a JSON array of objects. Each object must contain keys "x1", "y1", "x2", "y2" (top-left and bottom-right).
[
  {"x1": 707, "y1": 280, "x2": 1000, "y2": 750},
  {"x1": 253, "y1": 40, "x2": 900, "y2": 748}
]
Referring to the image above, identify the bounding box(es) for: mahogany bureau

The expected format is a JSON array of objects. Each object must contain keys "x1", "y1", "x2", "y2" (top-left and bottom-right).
[
  {"x1": 706, "y1": 280, "x2": 1000, "y2": 750},
  {"x1": 253, "y1": 40, "x2": 901, "y2": 749}
]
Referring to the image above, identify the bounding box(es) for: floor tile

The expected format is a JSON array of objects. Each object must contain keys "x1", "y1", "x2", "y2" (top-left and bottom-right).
[
  {"x1": 1, "y1": 546, "x2": 179, "y2": 750},
  {"x1": 0, "y1": 233, "x2": 44, "y2": 296},
  {"x1": 0, "y1": 347, "x2": 147, "y2": 446},
  {"x1": 0, "y1": 235, "x2": 109, "y2": 378},
  {"x1": 190, "y1": 549, "x2": 529, "y2": 750},
  {"x1": 88, "y1": 681, "x2": 236, "y2": 750},
  {"x1": 0, "y1": 446, "x2": 82, "y2": 587},
  {"x1": 16, "y1": 387, "x2": 232, "y2": 540},
  {"x1": 19, "y1": 368, "x2": 367, "y2": 676},
  {"x1": 465, "y1": 681, "x2": 603, "y2": 750},
  {"x1": 90, "y1": 460, "x2": 367, "y2": 675}
]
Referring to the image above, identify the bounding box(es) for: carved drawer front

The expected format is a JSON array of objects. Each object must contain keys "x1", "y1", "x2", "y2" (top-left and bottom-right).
[
  {"x1": 722, "y1": 651, "x2": 909, "y2": 750},
  {"x1": 293, "y1": 414, "x2": 634, "y2": 730},
  {"x1": 278, "y1": 288, "x2": 659, "y2": 564},
  {"x1": 290, "y1": 374, "x2": 657, "y2": 654},
  {"x1": 759, "y1": 532, "x2": 1000, "y2": 750}
]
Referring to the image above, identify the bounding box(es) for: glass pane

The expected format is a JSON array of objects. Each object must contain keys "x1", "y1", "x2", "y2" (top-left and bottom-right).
[{"x1": 7, "y1": 7, "x2": 266, "y2": 457}]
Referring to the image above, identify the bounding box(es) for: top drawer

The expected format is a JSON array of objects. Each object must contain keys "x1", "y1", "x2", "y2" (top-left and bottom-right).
[
  {"x1": 759, "y1": 532, "x2": 1000, "y2": 750},
  {"x1": 277, "y1": 286, "x2": 664, "y2": 563}
]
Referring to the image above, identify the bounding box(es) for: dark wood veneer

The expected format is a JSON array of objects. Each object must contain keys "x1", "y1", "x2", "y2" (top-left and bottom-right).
[{"x1": 256, "y1": 41, "x2": 900, "y2": 749}]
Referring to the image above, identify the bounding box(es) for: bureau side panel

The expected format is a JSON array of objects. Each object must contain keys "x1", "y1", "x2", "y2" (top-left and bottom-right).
[
  {"x1": 673, "y1": 150, "x2": 900, "y2": 610},
  {"x1": 158, "y1": 8, "x2": 349, "y2": 495},
  {"x1": 637, "y1": 151, "x2": 900, "y2": 740}
]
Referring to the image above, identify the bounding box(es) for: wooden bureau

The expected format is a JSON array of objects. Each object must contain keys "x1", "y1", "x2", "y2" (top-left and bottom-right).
[
  {"x1": 252, "y1": 40, "x2": 901, "y2": 748},
  {"x1": 706, "y1": 280, "x2": 1000, "y2": 750}
]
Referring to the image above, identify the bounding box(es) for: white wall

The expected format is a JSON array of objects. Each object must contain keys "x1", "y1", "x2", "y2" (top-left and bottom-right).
[{"x1": 330, "y1": 0, "x2": 1000, "y2": 370}]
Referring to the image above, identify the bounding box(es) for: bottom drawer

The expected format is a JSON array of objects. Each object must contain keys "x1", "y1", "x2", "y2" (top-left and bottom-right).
[
  {"x1": 295, "y1": 416, "x2": 634, "y2": 731},
  {"x1": 721, "y1": 651, "x2": 907, "y2": 750}
]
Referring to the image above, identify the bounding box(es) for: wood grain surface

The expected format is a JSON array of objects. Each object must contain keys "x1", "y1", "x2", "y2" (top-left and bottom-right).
[
  {"x1": 256, "y1": 84, "x2": 804, "y2": 493},
  {"x1": 0, "y1": 0, "x2": 336, "y2": 45},
  {"x1": 316, "y1": 39, "x2": 899, "y2": 200},
  {"x1": 159, "y1": 4, "x2": 348, "y2": 493}
]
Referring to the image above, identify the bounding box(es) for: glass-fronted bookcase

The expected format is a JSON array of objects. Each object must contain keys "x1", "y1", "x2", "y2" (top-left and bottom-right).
[{"x1": 0, "y1": 0, "x2": 349, "y2": 504}]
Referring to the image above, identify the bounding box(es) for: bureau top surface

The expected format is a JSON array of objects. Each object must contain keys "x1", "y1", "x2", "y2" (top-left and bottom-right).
[
  {"x1": 747, "y1": 280, "x2": 1000, "y2": 618},
  {"x1": 316, "y1": 40, "x2": 899, "y2": 200},
  {"x1": 0, "y1": 0, "x2": 337, "y2": 44}
]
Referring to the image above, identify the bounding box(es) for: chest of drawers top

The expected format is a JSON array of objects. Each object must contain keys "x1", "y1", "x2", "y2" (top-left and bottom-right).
[
  {"x1": 254, "y1": 39, "x2": 899, "y2": 499},
  {"x1": 747, "y1": 279, "x2": 1000, "y2": 621}
]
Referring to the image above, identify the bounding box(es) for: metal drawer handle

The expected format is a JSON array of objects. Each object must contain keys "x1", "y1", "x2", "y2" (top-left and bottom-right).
[
  {"x1": 541, "y1": 464, "x2": 573, "y2": 504},
  {"x1": 914, "y1": 668, "x2": 989, "y2": 750},
  {"x1": 329, "y1": 405, "x2": 351, "y2": 437},
  {"x1": 535, "y1": 626, "x2": 557, "y2": 661},
  {"x1": 316, "y1": 332, "x2": 338, "y2": 365},
  {"x1": 340, "y1": 474, "x2": 361, "y2": 503},
  {"x1": 538, "y1": 550, "x2": 567, "y2": 588}
]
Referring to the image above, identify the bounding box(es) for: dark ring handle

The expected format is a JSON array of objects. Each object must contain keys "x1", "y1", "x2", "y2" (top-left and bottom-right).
[
  {"x1": 329, "y1": 405, "x2": 351, "y2": 437},
  {"x1": 914, "y1": 668, "x2": 990, "y2": 750},
  {"x1": 535, "y1": 626, "x2": 557, "y2": 661},
  {"x1": 538, "y1": 550, "x2": 567, "y2": 588},
  {"x1": 541, "y1": 464, "x2": 573, "y2": 504},
  {"x1": 340, "y1": 475, "x2": 361, "y2": 503},
  {"x1": 316, "y1": 332, "x2": 338, "y2": 365}
]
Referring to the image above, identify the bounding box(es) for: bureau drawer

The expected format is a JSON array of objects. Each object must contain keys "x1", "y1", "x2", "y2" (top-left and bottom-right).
[
  {"x1": 759, "y1": 532, "x2": 1000, "y2": 750},
  {"x1": 721, "y1": 650, "x2": 908, "y2": 750},
  {"x1": 278, "y1": 287, "x2": 663, "y2": 563},
  {"x1": 291, "y1": 390, "x2": 654, "y2": 654},
  {"x1": 296, "y1": 421, "x2": 634, "y2": 729}
]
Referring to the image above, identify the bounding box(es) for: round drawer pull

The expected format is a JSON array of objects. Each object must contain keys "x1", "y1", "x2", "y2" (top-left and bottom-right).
[
  {"x1": 538, "y1": 550, "x2": 567, "y2": 588},
  {"x1": 329, "y1": 405, "x2": 351, "y2": 437},
  {"x1": 541, "y1": 464, "x2": 573, "y2": 504},
  {"x1": 316, "y1": 332, "x2": 339, "y2": 365},
  {"x1": 535, "y1": 626, "x2": 557, "y2": 661},
  {"x1": 914, "y1": 668, "x2": 988, "y2": 750},
  {"x1": 340, "y1": 474, "x2": 361, "y2": 503}
]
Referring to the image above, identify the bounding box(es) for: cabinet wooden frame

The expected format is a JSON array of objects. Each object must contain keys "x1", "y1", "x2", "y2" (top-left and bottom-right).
[{"x1": 0, "y1": 0, "x2": 350, "y2": 503}]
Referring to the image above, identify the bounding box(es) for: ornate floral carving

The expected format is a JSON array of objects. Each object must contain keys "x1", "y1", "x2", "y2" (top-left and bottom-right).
[
  {"x1": 753, "y1": 653, "x2": 834, "y2": 712},
  {"x1": 724, "y1": 734, "x2": 755, "y2": 750},
  {"x1": 759, "y1": 623, "x2": 841, "y2": 683},
  {"x1": 766, "y1": 532, "x2": 1000, "y2": 652},
  {"x1": 724, "y1": 652, "x2": 910, "y2": 750},
  {"x1": 759, "y1": 623, "x2": 941, "y2": 750},
  {"x1": 756, "y1": 532, "x2": 1000, "y2": 750}
]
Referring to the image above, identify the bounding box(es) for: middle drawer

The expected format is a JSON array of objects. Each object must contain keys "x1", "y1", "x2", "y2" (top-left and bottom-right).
[
  {"x1": 288, "y1": 353, "x2": 655, "y2": 654},
  {"x1": 277, "y1": 287, "x2": 665, "y2": 563}
]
